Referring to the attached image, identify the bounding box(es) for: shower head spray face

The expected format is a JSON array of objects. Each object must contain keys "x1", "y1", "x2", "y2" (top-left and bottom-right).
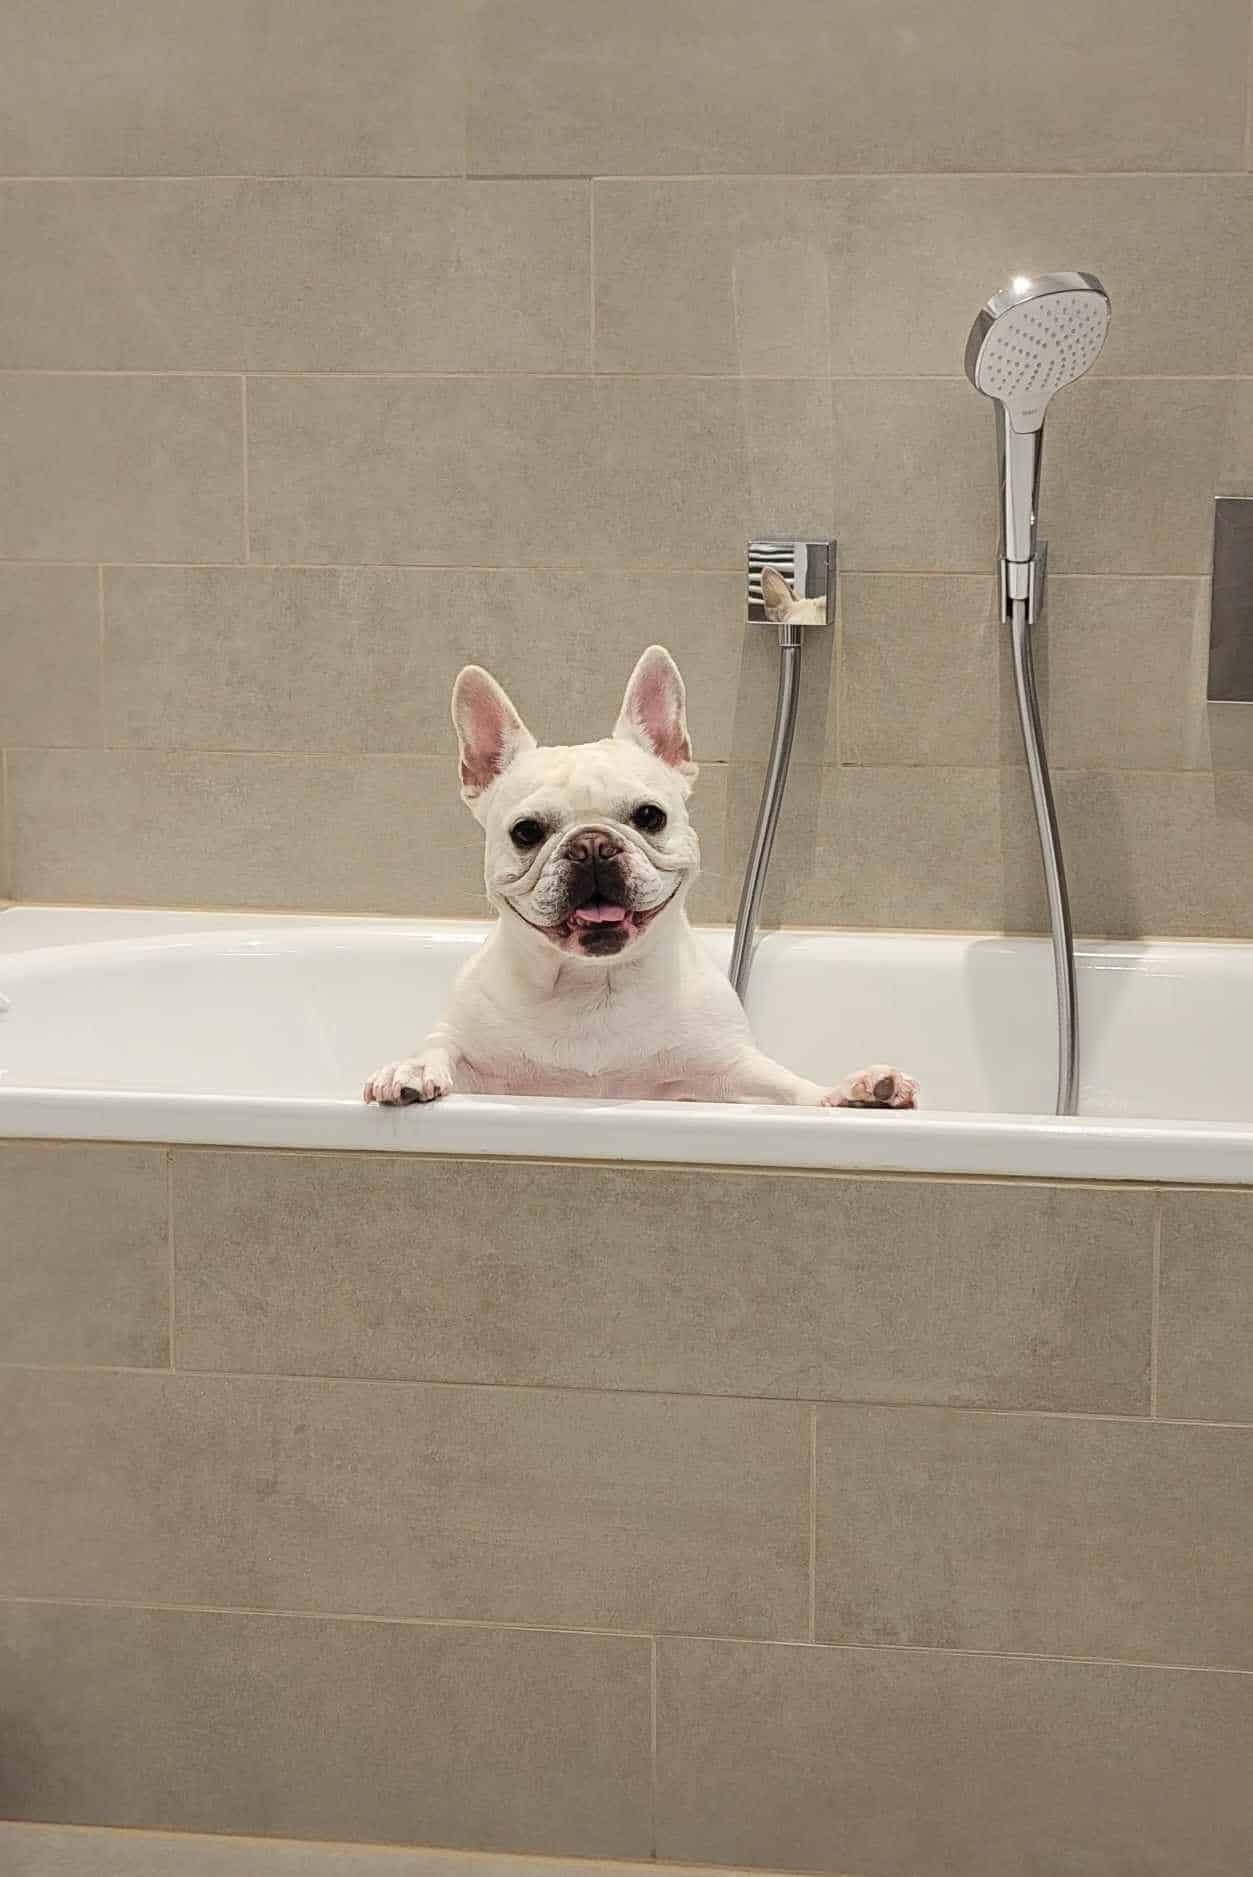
[
  {"x1": 965, "y1": 272, "x2": 1110, "y2": 433},
  {"x1": 965, "y1": 272, "x2": 1110, "y2": 611}
]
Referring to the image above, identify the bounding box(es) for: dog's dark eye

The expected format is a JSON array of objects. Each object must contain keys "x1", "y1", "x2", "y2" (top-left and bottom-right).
[
  {"x1": 510, "y1": 818, "x2": 546, "y2": 850},
  {"x1": 631, "y1": 803, "x2": 667, "y2": 835}
]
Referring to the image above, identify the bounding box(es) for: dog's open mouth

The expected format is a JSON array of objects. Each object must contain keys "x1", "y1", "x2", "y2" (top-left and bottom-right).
[
  {"x1": 543, "y1": 893, "x2": 670, "y2": 956},
  {"x1": 559, "y1": 896, "x2": 642, "y2": 955}
]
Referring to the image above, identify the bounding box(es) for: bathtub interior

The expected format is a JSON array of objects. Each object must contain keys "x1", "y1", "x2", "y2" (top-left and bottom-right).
[{"x1": 1, "y1": 906, "x2": 1252, "y2": 1125}]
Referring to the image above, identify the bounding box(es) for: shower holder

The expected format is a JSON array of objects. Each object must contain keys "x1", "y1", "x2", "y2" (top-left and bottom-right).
[{"x1": 998, "y1": 540, "x2": 1048, "y2": 626}]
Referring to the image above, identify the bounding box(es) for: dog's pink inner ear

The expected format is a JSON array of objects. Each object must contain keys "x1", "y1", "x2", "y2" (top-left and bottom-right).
[
  {"x1": 617, "y1": 647, "x2": 692, "y2": 769},
  {"x1": 453, "y1": 667, "x2": 533, "y2": 798}
]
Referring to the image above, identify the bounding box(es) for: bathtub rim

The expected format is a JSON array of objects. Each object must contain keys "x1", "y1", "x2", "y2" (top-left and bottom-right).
[
  {"x1": 2, "y1": 904, "x2": 1252, "y2": 1187},
  {"x1": 3, "y1": 1088, "x2": 1253, "y2": 1188}
]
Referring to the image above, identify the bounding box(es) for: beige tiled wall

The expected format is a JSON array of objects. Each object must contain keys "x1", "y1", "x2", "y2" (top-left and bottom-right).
[
  {"x1": 0, "y1": 2, "x2": 1251, "y2": 930},
  {"x1": 1, "y1": 1142, "x2": 1251, "y2": 1873}
]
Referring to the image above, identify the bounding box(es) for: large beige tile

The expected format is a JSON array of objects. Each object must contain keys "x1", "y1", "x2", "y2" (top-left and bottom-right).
[
  {"x1": 5, "y1": 749, "x2": 477, "y2": 913},
  {"x1": 0, "y1": 1602, "x2": 650, "y2": 1855},
  {"x1": 655, "y1": 1636, "x2": 1253, "y2": 1876},
  {"x1": 5, "y1": 747, "x2": 732, "y2": 920},
  {"x1": 1053, "y1": 770, "x2": 1253, "y2": 939},
  {"x1": 469, "y1": 0, "x2": 1248, "y2": 175},
  {"x1": 837, "y1": 575, "x2": 1214, "y2": 772},
  {"x1": 0, "y1": 1828, "x2": 827, "y2": 1877},
  {"x1": 827, "y1": 378, "x2": 1238, "y2": 576},
  {"x1": 0, "y1": 0, "x2": 465, "y2": 176},
  {"x1": 246, "y1": 376, "x2": 833, "y2": 569},
  {"x1": 596, "y1": 176, "x2": 1253, "y2": 377},
  {"x1": 741, "y1": 763, "x2": 1046, "y2": 932},
  {"x1": 0, "y1": 1370, "x2": 808, "y2": 1637},
  {"x1": 836, "y1": 576, "x2": 1013, "y2": 768},
  {"x1": 1159, "y1": 1190, "x2": 1253, "y2": 1423},
  {"x1": 815, "y1": 1406, "x2": 1253, "y2": 1667},
  {"x1": 174, "y1": 1154, "x2": 1153, "y2": 1413},
  {"x1": 803, "y1": 1178, "x2": 1153, "y2": 1411},
  {"x1": 172, "y1": 1153, "x2": 825, "y2": 1395},
  {"x1": 1208, "y1": 701, "x2": 1253, "y2": 770},
  {"x1": 828, "y1": 380, "x2": 991, "y2": 573},
  {"x1": 1219, "y1": 378, "x2": 1253, "y2": 494},
  {"x1": 0, "y1": 566, "x2": 100, "y2": 746},
  {"x1": 745, "y1": 762, "x2": 1253, "y2": 939},
  {"x1": 1047, "y1": 379, "x2": 1243, "y2": 576},
  {"x1": 0, "y1": 1143, "x2": 168, "y2": 1368},
  {"x1": 1042, "y1": 580, "x2": 1216, "y2": 769},
  {"x1": 101, "y1": 566, "x2": 796, "y2": 763},
  {"x1": 0, "y1": 376, "x2": 242, "y2": 563},
  {"x1": 0, "y1": 182, "x2": 588, "y2": 372}
]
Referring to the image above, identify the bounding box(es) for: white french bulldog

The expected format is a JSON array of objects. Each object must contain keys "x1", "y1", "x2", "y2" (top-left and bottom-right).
[{"x1": 364, "y1": 646, "x2": 918, "y2": 1111}]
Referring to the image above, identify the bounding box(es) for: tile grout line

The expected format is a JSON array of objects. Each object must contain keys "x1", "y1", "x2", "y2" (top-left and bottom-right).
[
  {"x1": 240, "y1": 376, "x2": 250, "y2": 563},
  {"x1": 0, "y1": 555, "x2": 1215, "y2": 570},
  {"x1": 0, "y1": 367, "x2": 1249, "y2": 382},
  {"x1": 1246, "y1": 0, "x2": 1253, "y2": 169},
  {"x1": 808, "y1": 1405, "x2": 818, "y2": 1642},
  {"x1": 5, "y1": 745, "x2": 1251, "y2": 782},
  {"x1": 587, "y1": 182, "x2": 596, "y2": 373},
  {"x1": 0, "y1": 169, "x2": 1247, "y2": 181},
  {"x1": 649, "y1": 1636, "x2": 659, "y2": 1858},
  {"x1": 166, "y1": 1152, "x2": 176, "y2": 1371},
  {"x1": 1150, "y1": 1196, "x2": 1162, "y2": 1417},
  {"x1": 95, "y1": 565, "x2": 106, "y2": 746},
  {"x1": 515, "y1": 168, "x2": 1251, "y2": 183},
  {"x1": 0, "y1": 561, "x2": 1218, "y2": 581},
  {"x1": 0, "y1": 1366, "x2": 1249, "y2": 1428},
  {"x1": 2, "y1": 1591, "x2": 1249, "y2": 1676}
]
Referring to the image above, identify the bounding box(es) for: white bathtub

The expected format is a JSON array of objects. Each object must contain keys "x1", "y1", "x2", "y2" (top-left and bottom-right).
[{"x1": 1, "y1": 905, "x2": 1251, "y2": 1184}]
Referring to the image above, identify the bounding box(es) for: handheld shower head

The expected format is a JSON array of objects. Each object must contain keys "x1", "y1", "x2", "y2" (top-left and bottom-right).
[
  {"x1": 965, "y1": 272, "x2": 1110, "y2": 612},
  {"x1": 966, "y1": 272, "x2": 1110, "y2": 434}
]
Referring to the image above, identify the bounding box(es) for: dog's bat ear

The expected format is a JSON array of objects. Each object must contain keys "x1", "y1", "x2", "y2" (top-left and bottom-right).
[
  {"x1": 614, "y1": 645, "x2": 697, "y2": 781},
  {"x1": 760, "y1": 566, "x2": 796, "y2": 621},
  {"x1": 451, "y1": 666, "x2": 536, "y2": 802}
]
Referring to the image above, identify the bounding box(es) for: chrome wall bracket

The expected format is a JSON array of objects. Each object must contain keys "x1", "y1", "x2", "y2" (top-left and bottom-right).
[
  {"x1": 998, "y1": 541, "x2": 1047, "y2": 626},
  {"x1": 746, "y1": 539, "x2": 836, "y2": 632}
]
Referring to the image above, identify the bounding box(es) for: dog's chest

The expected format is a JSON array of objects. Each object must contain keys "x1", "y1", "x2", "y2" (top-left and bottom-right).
[{"x1": 471, "y1": 977, "x2": 690, "y2": 1087}]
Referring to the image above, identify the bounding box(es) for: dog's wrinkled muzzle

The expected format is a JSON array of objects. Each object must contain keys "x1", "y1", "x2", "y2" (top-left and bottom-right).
[
  {"x1": 541, "y1": 830, "x2": 672, "y2": 955},
  {"x1": 564, "y1": 842, "x2": 630, "y2": 925}
]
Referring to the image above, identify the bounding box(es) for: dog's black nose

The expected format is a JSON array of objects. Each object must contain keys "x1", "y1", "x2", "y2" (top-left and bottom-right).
[{"x1": 567, "y1": 829, "x2": 622, "y2": 865}]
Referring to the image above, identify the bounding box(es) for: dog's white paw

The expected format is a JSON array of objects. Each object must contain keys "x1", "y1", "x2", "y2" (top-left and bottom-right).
[
  {"x1": 822, "y1": 1065, "x2": 919, "y2": 1110},
  {"x1": 363, "y1": 1052, "x2": 454, "y2": 1107}
]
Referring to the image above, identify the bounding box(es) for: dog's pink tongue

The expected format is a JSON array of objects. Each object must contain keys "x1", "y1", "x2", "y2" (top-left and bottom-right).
[{"x1": 573, "y1": 903, "x2": 627, "y2": 926}]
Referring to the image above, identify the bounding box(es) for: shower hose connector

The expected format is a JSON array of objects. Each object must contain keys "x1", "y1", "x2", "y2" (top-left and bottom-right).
[{"x1": 729, "y1": 539, "x2": 834, "y2": 1000}]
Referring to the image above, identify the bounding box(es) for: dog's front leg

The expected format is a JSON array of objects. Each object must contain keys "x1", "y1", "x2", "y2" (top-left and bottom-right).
[
  {"x1": 698, "y1": 1048, "x2": 828, "y2": 1106},
  {"x1": 363, "y1": 1039, "x2": 464, "y2": 1106},
  {"x1": 701, "y1": 1049, "x2": 918, "y2": 1110}
]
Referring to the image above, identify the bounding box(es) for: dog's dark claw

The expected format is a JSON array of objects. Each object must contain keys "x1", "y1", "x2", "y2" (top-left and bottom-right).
[
  {"x1": 397, "y1": 1086, "x2": 422, "y2": 1105},
  {"x1": 872, "y1": 1075, "x2": 896, "y2": 1103}
]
